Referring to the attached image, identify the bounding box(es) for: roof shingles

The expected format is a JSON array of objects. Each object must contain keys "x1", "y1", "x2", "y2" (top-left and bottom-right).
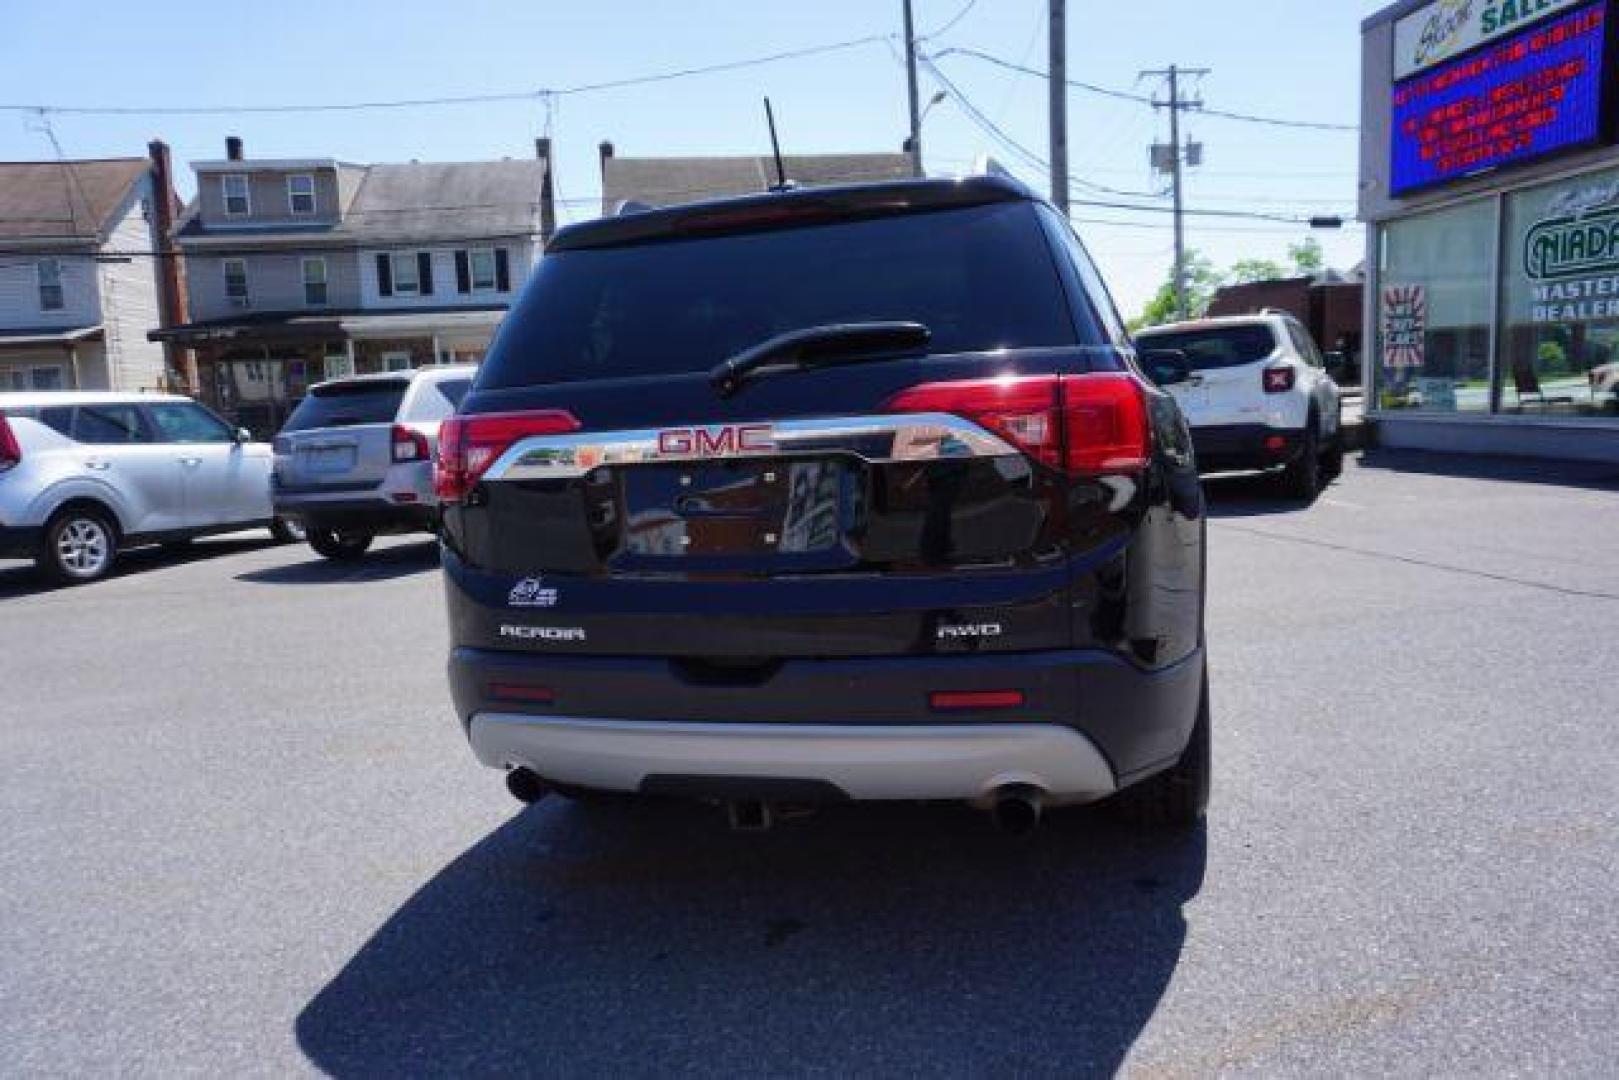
[{"x1": 0, "y1": 158, "x2": 148, "y2": 242}]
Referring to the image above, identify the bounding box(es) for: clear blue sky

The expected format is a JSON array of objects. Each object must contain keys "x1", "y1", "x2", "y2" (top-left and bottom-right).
[{"x1": 0, "y1": 0, "x2": 1388, "y2": 316}]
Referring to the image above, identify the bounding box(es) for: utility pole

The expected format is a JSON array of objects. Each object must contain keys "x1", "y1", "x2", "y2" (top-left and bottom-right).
[
  {"x1": 903, "y1": 0, "x2": 924, "y2": 177},
  {"x1": 1049, "y1": 0, "x2": 1069, "y2": 213},
  {"x1": 1142, "y1": 64, "x2": 1209, "y2": 320}
]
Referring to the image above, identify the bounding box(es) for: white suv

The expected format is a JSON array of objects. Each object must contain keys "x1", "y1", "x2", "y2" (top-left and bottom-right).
[
  {"x1": 0, "y1": 393, "x2": 292, "y2": 583},
  {"x1": 272, "y1": 366, "x2": 474, "y2": 560},
  {"x1": 1135, "y1": 313, "x2": 1343, "y2": 497}
]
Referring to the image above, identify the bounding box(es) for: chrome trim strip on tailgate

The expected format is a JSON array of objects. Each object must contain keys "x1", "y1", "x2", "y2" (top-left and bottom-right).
[{"x1": 482, "y1": 412, "x2": 1020, "y2": 481}]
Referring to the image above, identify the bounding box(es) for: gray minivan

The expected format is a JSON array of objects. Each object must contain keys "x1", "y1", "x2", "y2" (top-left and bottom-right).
[{"x1": 272, "y1": 366, "x2": 474, "y2": 560}]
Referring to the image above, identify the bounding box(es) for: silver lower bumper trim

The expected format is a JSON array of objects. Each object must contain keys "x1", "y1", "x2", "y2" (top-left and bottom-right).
[{"x1": 468, "y1": 715, "x2": 1118, "y2": 804}]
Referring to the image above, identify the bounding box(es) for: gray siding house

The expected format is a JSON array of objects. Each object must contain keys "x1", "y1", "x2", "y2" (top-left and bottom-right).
[
  {"x1": 156, "y1": 137, "x2": 555, "y2": 434},
  {"x1": 0, "y1": 146, "x2": 185, "y2": 393}
]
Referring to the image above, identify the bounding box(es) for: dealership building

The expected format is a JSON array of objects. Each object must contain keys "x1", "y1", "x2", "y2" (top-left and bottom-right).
[{"x1": 1360, "y1": 0, "x2": 1619, "y2": 461}]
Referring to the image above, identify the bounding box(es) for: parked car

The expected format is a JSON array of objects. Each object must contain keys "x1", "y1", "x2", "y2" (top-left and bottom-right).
[
  {"x1": 0, "y1": 392, "x2": 294, "y2": 584},
  {"x1": 437, "y1": 174, "x2": 1210, "y2": 834},
  {"x1": 272, "y1": 366, "x2": 475, "y2": 560},
  {"x1": 1134, "y1": 313, "x2": 1343, "y2": 497}
]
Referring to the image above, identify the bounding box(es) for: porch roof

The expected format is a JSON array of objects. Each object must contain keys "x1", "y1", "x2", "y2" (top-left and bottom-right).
[
  {"x1": 0, "y1": 324, "x2": 104, "y2": 349},
  {"x1": 150, "y1": 305, "x2": 506, "y2": 346}
]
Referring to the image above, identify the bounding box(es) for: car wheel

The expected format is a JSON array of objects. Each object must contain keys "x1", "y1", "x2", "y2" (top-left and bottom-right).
[
  {"x1": 269, "y1": 516, "x2": 305, "y2": 544},
  {"x1": 1278, "y1": 420, "x2": 1321, "y2": 500},
  {"x1": 1108, "y1": 666, "x2": 1211, "y2": 828},
  {"x1": 38, "y1": 507, "x2": 118, "y2": 585},
  {"x1": 307, "y1": 528, "x2": 373, "y2": 561}
]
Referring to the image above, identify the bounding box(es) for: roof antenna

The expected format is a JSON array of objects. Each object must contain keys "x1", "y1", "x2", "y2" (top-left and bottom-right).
[{"x1": 763, "y1": 97, "x2": 794, "y2": 192}]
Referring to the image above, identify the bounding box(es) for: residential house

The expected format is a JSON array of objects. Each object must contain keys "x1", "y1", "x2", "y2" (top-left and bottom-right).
[
  {"x1": 597, "y1": 141, "x2": 914, "y2": 213},
  {"x1": 0, "y1": 144, "x2": 187, "y2": 393},
  {"x1": 155, "y1": 137, "x2": 555, "y2": 435}
]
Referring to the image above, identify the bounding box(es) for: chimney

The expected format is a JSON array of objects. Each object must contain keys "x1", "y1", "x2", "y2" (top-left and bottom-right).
[
  {"x1": 535, "y1": 138, "x2": 556, "y2": 245},
  {"x1": 147, "y1": 139, "x2": 195, "y2": 393},
  {"x1": 225, "y1": 135, "x2": 244, "y2": 161},
  {"x1": 598, "y1": 140, "x2": 615, "y2": 177}
]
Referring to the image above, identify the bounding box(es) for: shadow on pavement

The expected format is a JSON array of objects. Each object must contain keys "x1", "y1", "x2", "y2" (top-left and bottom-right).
[
  {"x1": 0, "y1": 536, "x2": 279, "y2": 602},
  {"x1": 1200, "y1": 469, "x2": 1325, "y2": 519},
  {"x1": 235, "y1": 539, "x2": 440, "y2": 585},
  {"x1": 296, "y1": 800, "x2": 1205, "y2": 1076},
  {"x1": 1357, "y1": 448, "x2": 1619, "y2": 491}
]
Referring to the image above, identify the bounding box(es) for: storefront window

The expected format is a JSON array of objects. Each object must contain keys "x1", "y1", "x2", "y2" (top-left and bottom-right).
[
  {"x1": 1499, "y1": 166, "x2": 1619, "y2": 418},
  {"x1": 1375, "y1": 199, "x2": 1496, "y2": 413}
]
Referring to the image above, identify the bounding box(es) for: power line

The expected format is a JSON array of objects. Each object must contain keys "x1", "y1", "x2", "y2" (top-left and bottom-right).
[
  {"x1": 921, "y1": 58, "x2": 1320, "y2": 226},
  {"x1": 934, "y1": 46, "x2": 1358, "y2": 132},
  {"x1": 921, "y1": 0, "x2": 980, "y2": 40},
  {"x1": 0, "y1": 36, "x2": 892, "y2": 116}
]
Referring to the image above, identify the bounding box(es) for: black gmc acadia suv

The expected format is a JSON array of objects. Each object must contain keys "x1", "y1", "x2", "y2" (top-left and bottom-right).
[{"x1": 438, "y1": 174, "x2": 1209, "y2": 833}]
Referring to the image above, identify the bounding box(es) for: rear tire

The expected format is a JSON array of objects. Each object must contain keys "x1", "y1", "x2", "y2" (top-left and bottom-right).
[
  {"x1": 307, "y1": 527, "x2": 373, "y2": 561},
  {"x1": 269, "y1": 516, "x2": 305, "y2": 544},
  {"x1": 37, "y1": 507, "x2": 118, "y2": 585},
  {"x1": 1108, "y1": 667, "x2": 1210, "y2": 828},
  {"x1": 1278, "y1": 420, "x2": 1321, "y2": 500}
]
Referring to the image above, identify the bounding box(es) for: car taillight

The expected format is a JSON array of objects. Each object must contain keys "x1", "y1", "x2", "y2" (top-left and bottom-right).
[
  {"x1": 1263, "y1": 366, "x2": 1296, "y2": 394},
  {"x1": 391, "y1": 424, "x2": 430, "y2": 463},
  {"x1": 884, "y1": 373, "x2": 1150, "y2": 477},
  {"x1": 0, "y1": 414, "x2": 20, "y2": 472},
  {"x1": 434, "y1": 410, "x2": 582, "y2": 502}
]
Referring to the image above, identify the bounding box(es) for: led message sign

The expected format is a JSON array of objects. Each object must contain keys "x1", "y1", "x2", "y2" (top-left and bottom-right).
[{"x1": 1390, "y1": 1, "x2": 1612, "y2": 196}]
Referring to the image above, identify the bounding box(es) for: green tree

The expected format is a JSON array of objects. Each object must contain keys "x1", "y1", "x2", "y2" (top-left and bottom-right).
[
  {"x1": 1288, "y1": 238, "x2": 1325, "y2": 276},
  {"x1": 1131, "y1": 251, "x2": 1222, "y2": 330},
  {"x1": 1227, "y1": 258, "x2": 1288, "y2": 284}
]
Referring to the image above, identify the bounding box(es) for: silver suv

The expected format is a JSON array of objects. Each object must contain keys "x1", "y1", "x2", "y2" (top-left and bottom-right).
[
  {"x1": 272, "y1": 366, "x2": 474, "y2": 560},
  {"x1": 0, "y1": 393, "x2": 291, "y2": 584}
]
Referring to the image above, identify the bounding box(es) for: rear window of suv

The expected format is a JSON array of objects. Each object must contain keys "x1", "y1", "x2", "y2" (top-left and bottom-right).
[
  {"x1": 1135, "y1": 324, "x2": 1280, "y2": 371},
  {"x1": 478, "y1": 201, "x2": 1083, "y2": 388},
  {"x1": 282, "y1": 380, "x2": 409, "y2": 431}
]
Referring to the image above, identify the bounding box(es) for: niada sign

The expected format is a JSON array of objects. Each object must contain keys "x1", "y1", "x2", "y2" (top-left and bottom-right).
[
  {"x1": 1525, "y1": 207, "x2": 1619, "y2": 280},
  {"x1": 1396, "y1": 0, "x2": 1588, "y2": 78},
  {"x1": 1521, "y1": 176, "x2": 1619, "y2": 323}
]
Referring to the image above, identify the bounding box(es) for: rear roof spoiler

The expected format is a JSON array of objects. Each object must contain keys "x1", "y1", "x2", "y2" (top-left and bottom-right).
[{"x1": 549, "y1": 175, "x2": 1036, "y2": 253}]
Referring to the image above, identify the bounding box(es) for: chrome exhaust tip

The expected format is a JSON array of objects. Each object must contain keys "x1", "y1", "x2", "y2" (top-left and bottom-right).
[
  {"x1": 505, "y1": 767, "x2": 550, "y2": 805},
  {"x1": 990, "y1": 785, "x2": 1045, "y2": 836}
]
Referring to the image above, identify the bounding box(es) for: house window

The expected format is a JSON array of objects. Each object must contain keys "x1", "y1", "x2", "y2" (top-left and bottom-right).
[
  {"x1": 37, "y1": 258, "x2": 64, "y2": 312},
  {"x1": 288, "y1": 174, "x2": 316, "y2": 216},
  {"x1": 470, "y1": 248, "x2": 497, "y2": 292},
  {"x1": 391, "y1": 253, "x2": 420, "y2": 296},
  {"x1": 302, "y1": 257, "x2": 328, "y2": 306},
  {"x1": 30, "y1": 365, "x2": 65, "y2": 391},
  {"x1": 222, "y1": 174, "x2": 251, "y2": 216},
  {"x1": 223, "y1": 259, "x2": 250, "y2": 307},
  {"x1": 382, "y1": 350, "x2": 413, "y2": 372}
]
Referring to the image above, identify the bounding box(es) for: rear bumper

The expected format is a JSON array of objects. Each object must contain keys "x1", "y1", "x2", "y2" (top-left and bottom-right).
[
  {"x1": 1191, "y1": 423, "x2": 1304, "y2": 472},
  {"x1": 469, "y1": 716, "x2": 1116, "y2": 804},
  {"x1": 0, "y1": 523, "x2": 42, "y2": 559},
  {"x1": 449, "y1": 644, "x2": 1205, "y2": 801},
  {"x1": 272, "y1": 495, "x2": 437, "y2": 533}
]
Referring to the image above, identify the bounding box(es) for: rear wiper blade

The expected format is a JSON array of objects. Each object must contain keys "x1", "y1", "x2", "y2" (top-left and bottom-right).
[{"x1": 709, "y1": 322, "x2": 931, "y2": 399}]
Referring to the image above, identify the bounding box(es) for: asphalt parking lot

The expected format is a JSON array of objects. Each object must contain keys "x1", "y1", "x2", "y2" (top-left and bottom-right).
[{"x1": 3, "y1": 451, "x2": 1617, "y2": 1077}]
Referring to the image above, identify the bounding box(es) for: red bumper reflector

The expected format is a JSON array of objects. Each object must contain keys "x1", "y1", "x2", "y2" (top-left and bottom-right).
[
  {"x1": 391, "y1": 492, "x2": 419, "y2": 504},
  {"x1": 488, "y1": 683, "x2": 555, "y2": 705},
  {"x1": 929, "y1": 690, "x2": 1026, "y2": 712},
  {"x1": 1265, "y1": 435, "x2": 1287, "y2": 452}
]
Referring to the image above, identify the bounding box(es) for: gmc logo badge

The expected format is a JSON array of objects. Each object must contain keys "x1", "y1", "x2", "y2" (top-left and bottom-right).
[{"x1": 657, "y1": 424, "x2": 775, "y2": 457}]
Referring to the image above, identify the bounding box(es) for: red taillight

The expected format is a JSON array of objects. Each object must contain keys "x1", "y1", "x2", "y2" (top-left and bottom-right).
[
  {"x1": 1263, "y1": 366, "x2": 1296, "y2": 394},
  {"x1": 929, "y1": 690, "x2": 1025, "y2": 712},
  {"x1": 488, "y1": 683, "x2": 555, "y2": 705},
  {"x1": 434, "y1": 410, "x2": 581, "y2": 503},
  {"x1": 884, "y1": 373, "x2": 1149, "y2": 477},
  {"x1": 391, "y1": 424, "x2": 430, "y2": 463},
  {"x1": 0, "y1": 414, "x2": 20, "y2": 471}
]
